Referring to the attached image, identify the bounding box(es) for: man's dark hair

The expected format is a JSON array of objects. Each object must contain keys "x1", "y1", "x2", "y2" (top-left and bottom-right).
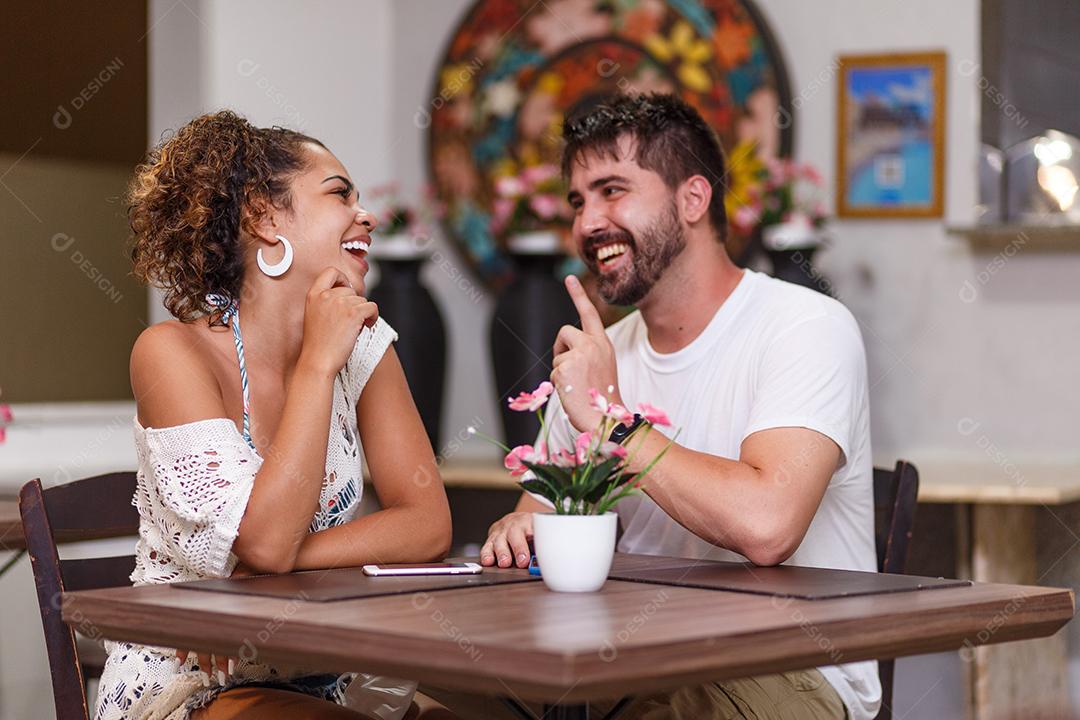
[{"x1": 561, "y1": 93, "x2": 728, "y2": 242}]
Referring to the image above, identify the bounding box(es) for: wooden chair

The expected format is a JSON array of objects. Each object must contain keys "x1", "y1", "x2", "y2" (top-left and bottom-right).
[
  {"x1": 872, "y1": 460, "x2": 920, "y2": 720},
  {"x1": 20, "y1": 472, "x2": 139, "y2": 720}
]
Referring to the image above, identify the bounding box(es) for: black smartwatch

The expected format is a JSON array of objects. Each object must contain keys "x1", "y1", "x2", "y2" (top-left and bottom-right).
[{"x1": 608, "y1": 413, "x2": 646, "y2": 443}]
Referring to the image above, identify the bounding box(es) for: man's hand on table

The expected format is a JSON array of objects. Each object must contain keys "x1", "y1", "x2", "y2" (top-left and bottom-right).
[{"x1": 480, "y1": 511, "x2": 533, "y2": 568}]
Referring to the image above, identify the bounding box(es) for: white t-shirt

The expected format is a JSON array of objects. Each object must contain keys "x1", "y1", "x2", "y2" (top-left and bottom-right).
[{"x1": 538, "y1": 269, "x2": 881, "y2": 720}]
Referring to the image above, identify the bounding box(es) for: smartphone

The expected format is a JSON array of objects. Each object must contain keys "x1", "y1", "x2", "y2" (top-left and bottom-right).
[{"x1": 362, "y1": 562, "x2": 483, "y2": 577}]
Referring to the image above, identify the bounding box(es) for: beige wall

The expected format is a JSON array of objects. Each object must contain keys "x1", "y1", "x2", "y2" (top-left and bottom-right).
[{"x1": 0, "y1": 153, "x2": 146, "y2": 402}]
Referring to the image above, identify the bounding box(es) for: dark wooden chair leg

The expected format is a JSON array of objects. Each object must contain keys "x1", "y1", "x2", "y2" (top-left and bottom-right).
[{"x1": 872, "y1": 461, "x2": 920, "y2": 720}]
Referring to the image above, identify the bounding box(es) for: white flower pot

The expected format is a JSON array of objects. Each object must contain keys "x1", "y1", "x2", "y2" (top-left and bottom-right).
[{"x1": 532, "y1": 512, "x2": 617, "y2": 593}]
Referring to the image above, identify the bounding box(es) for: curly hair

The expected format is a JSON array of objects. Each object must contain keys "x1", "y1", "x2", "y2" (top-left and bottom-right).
[
  {"x1": 128, "y1": 110, "x2": 324, "y2": 324},
  {"x1": 561, "y1": 93, "x2": 728, "y2": 242}
]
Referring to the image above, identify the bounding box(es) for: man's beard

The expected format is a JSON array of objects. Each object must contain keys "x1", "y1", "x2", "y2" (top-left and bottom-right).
[{"x1": 584, "y1": 202, "x2": 686, "y2": 306}]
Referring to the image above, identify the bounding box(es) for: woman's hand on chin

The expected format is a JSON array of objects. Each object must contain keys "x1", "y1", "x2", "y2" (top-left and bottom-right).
[{"x1": 298, "y1": 267, "x2": 379, "y2": 377}]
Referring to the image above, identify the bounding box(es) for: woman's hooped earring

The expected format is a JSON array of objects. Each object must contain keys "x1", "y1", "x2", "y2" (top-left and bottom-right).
[{"x1": 257, "y1": 235, "x2": 293, "y2": 277}]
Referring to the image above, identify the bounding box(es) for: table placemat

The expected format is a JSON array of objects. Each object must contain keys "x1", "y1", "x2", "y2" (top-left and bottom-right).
[
  {"x1": 609, "y1": 560, "x2": 970, "y2": 600},
  {"x1": 176, "y1": 566, "x2": 540, "y2": 602}
]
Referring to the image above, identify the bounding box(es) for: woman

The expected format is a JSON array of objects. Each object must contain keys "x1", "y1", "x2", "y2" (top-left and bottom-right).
[{"x1": 95, "y1": 111, "x2": 452, "y2": 719}]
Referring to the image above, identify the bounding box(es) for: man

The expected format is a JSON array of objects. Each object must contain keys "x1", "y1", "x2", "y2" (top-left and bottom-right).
[{"x1": 477, "y1": 93, "x2": 881, "y2": 720}]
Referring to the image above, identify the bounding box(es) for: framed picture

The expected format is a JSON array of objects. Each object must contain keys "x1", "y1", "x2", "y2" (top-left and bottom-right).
[{"x1": 836, "y1": 52, "x2": 946, "y2": 218}]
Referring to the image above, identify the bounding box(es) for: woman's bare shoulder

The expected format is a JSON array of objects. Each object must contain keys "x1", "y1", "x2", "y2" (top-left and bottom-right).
[
  {"x1": 130, "y1": 320, "x2": 206, "y2": 371},
  {"x1": 130, "y1": 320, "x2": 227, "y2": 428}
]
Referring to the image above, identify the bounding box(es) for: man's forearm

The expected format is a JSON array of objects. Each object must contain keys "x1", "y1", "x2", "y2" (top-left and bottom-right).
[{"x1": 623, "y1": 429, "x2": 798, "y2": 565}]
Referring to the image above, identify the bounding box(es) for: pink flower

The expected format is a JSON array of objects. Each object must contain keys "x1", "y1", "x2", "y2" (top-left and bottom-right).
[
  {"x1": 765, "y1": 158, "x2": 786, "y2": 184},
  {"x1": 495, "y1": 176, "x2": 525, "y2": 197},
  {"x1": 598, "y1": 441, "x2": 629, "y2": 461},
  {"x1": 507, "y1": 381, "x2": 554, "y2": 412},
  {"x1": 551, "y1": 449, "x2": 577, "y2": 468},
  {"x1": 504, "y1": 442, "x2": 548, "y2": 476},
  {"x1": 786, "y1": 210, "x2": 811, "y2": 229},
  {"x1": 574, "y1": 431, "x2": 594, "y2": 464},
  {"x1": 588, "y1": 388, "x2": 634, "y2": 424},
  {"x1": 637, "y1": 402, "x2": 671, "y2": 427},
  {"x1": 800, "y1": 164, "x2": 824, "y2": 185},
  {"x1": 574, "y1": 434, "x2": 629, "y2": 464},
  {"x1": 733, "y1": 205, "x2": 761, "y2": 231},
  {"x1": 521, "y1": 164, "x2": 559, "y2": 187},
  {"x1": 491, "y1": 197, "x2": 515, "y2": 233},
  {"x1": 0, "y1": 390, "x2": 10, "y2": 445},
  {"x1": 588, "y1": 388, "x2": 608, "y2": 413},
  {"x1": 609, "y1": 403, "x2": 634, "y2": 425},
  {"x1": 528, "y1": 193, "x2": 562, "y2": 221}
]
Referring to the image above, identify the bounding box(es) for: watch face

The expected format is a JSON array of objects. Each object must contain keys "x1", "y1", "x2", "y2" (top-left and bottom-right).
[{"x1": 609, "y1": 414, "x2": 643, "y2": 443}]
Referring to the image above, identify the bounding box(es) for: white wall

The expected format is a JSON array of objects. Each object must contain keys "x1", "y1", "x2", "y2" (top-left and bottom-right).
[
  {"x1": 762, "y1": 0, "x2": 1080, "y2": 463},
  {"x1": 148, "y1": 0, "x2": 396, "y2": 324}
]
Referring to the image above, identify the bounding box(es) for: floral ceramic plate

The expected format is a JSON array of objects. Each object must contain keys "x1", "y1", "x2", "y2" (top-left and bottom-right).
[{"x1": 426, "y1": 0, "x2": 794, "y2": 289}]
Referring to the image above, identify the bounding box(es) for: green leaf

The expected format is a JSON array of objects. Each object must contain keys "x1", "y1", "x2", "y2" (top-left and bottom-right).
[
  {"x1": 567, "y1": 456, "x2": 623, "y2": 502},
  {"x1": 519, "y1": 477, "x2": 560, "y2": 505},
  {"x1": 584, "y1": 471, "x2": 633, "y2": 504},
  {"x1": 522, "y1": 461, "x2": 573, "y2": 490},
  {"x1": 593, "y1": 481, "x2": 642, "y2": 515},
  {"x1": 519, "y1": 461, "x2": 577, "y2": 510}
]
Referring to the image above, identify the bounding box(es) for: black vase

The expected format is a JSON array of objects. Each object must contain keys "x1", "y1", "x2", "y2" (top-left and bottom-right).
[
  {"x1": 766, "y1": 246, "x2": 833, "y2": 296},
  {"x1": 369, "y1": 255, "x2": 446, "y2": 451},
  {"x1": 490, "y1": 251, "x2": 577, "y2": 449}
]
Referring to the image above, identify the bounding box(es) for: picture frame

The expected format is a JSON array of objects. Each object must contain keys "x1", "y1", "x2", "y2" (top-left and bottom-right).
[{"x1": 836, "y1": 51, "x2": 946, "y2": 218}]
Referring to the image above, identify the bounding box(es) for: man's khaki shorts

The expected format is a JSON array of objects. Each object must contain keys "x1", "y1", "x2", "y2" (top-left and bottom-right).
[{"x1": 422, "y1": 668, "x2": 848, "y2": 719}]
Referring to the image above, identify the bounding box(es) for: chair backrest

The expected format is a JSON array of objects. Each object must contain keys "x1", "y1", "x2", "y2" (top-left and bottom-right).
[
  {"x1": 871, "y1": 460, "x2": 920, "y2": 720},
  {"x1": 873, "y1": 460, "x2": 919, "y2": 574},
  {"x1": 20, "y1": 472, "x2": 139, "y2": 720}
]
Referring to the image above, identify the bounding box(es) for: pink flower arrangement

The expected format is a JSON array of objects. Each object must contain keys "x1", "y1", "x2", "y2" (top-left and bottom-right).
[
  {"x1": 472, "y1": 382, "x2": 677, "y2": 515},
  {"x1": 0, "y1": 387, "x2": 11, "y2": 445},
  {"x1": 729, "y1": 157, "x2": 828, "y2": 238},
  {"x1": 365, "y1": 182, "x2": 443, "y2": 238},
  {"x1": 490, "y1": 163, "x2": 573, "y2": 237}
]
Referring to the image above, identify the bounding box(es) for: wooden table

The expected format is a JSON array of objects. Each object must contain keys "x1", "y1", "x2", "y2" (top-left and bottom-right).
[
  {"x1": 394, "y1": 458, "x2": 1080, "y2": 718},
  {"x1": 63, "y1": 554, "x2": 1073, "y2": 719},
  {"x1": 913, "y1": 457, "x2": 1080, "y2": 719}
]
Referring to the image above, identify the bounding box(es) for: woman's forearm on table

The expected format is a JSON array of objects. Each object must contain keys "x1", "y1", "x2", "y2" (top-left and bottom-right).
[{"x1": 291, "y1": 502, "x2": 452, "y2": 570}]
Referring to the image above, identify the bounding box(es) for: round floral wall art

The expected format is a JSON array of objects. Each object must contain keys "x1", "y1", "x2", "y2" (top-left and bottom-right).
[{"x1": 426, "y1": 0, "x2": 794, "y2": 289}]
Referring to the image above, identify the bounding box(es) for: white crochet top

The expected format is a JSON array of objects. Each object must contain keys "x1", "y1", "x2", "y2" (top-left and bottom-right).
[{"x1": 93, "y1": 318, "x2": 398, "y2": 720}]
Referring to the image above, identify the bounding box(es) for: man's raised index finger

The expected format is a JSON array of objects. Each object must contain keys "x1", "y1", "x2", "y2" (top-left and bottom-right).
[{"x1": 565, "y1": 275, "x2": 605, "y2": 336}]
